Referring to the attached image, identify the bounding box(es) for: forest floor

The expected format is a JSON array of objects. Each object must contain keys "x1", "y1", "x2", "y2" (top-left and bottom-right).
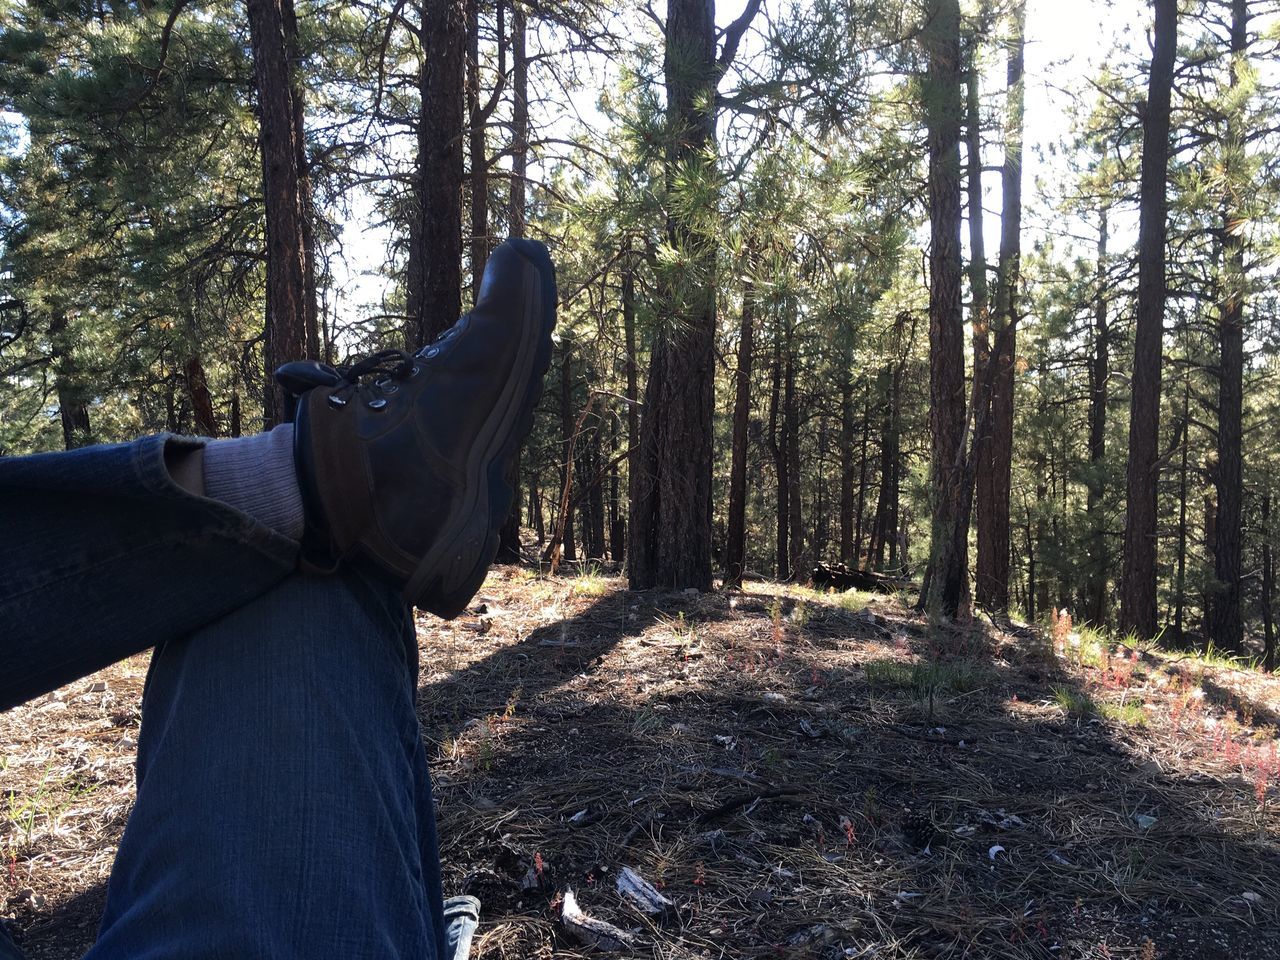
[{"x1": 3, "y1": 568, "x2": 1280, "y2": 960}]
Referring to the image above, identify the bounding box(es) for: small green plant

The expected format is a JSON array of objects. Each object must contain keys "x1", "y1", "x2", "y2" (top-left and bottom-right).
[
  {"x1": 865, "y1": 659, "x2": 915, "y2": 686},
  {"x1": 631, "y1": 706, "x2": 663, "y2": 735},
  {"x1": 570, "y1": 563, "x2": 611, "y2": 597},
  {"x1": 1100, "y1": 700, "x2": 1147, "y2": 726},
  {"x1": 835, "y1": 590, "x2": 872, "y2": 612},
  {"x1": 1053, "y1": 685, "x2": 1099, "y2": 718}
]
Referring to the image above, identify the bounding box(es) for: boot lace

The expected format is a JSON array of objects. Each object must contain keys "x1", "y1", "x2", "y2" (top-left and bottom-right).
[{"x1": 329, "y1": 349, "x2": 417, "y2": 408}]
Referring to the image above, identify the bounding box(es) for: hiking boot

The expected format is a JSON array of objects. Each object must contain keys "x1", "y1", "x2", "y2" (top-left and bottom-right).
[{"x1": 275, "y1": 238, "x2": 557, "y2": 618}]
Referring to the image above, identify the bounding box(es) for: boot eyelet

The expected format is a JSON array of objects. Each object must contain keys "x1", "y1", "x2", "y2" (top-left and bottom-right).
[
  {"x1": 374, "y1": 377, "x2": 400, "y2": 395},
  {"x1": 368, "y1": 398, "x2": 388, "y2": 411},
  {"x1": 408, "y1": 363, "x2": 422, "y2": 377},
  {"x1": 424, "y1": 346, "x2": 441, "y2": 359},
  {"x1": 327, "y1": 394, "x2": 348, "y2": 409}
]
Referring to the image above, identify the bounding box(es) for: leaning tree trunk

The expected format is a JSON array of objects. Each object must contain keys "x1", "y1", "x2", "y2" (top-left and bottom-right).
[
  {"x1": 1263, "y1": 492, "x2": 1276, "y2": 672},
  {"x1": 724, "y1": 269, "x2": 757, "y2": 588},
  {"x1": 628, "y1": 0, "x2": 719, "y2": 591},
  {"x1": 246, "y1": 0, "x2": 314, "y2": 427},
  {"x1": 1207, "y1": 0, "x2": 1248, "y2": 654},
  {"x1": 784, "y1": 329, "x2": 803, "y2": 576},
  {"x1": 769, "y1": 329, "x2": 790, "y2": 581},
  {"x1": 985, "y1": 1, "x2": 1025, "y2": 613},
  {"x1": 1120, "y1": 0, "x2": 1178, "y2": 640},
  {"x1": 184, "y1": 354, "x2": 219, "y2": 438},
  {"x1": 922, "y1": 0, "x2": 968, "y2": 620},
  {"x1": 406, "y1": 0, "x2": 466, "y2": 347},
  {"x1": 967, "y1": 30, "x2": 995, "y2": 609},
  {"x1": 1085, "y1": 208, "x2": 1110, "y2": 625},
  {"x1": 496, "y1": 0, "x2": 526, "y2": 563}
]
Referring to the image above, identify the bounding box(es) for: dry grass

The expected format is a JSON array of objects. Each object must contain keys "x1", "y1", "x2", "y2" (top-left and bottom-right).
[{"x1": 4, "y1": 571, "x2": 1280, "y2": 959}]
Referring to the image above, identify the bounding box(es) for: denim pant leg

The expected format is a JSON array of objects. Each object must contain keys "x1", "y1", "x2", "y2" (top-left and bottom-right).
[
  {"x1": 85, "y1": 570, "x2": 447, "y2": 960},
  {"x1": 0, "y1": 435, "x2": 299, "y2": 710}
]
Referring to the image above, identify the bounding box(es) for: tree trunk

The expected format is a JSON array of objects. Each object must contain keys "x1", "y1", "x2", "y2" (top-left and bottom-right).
[
  {"x1": 1174, "y1": 382, "x2": 1190, "y2": 640},
  {"x1": 1207, "y1": 0, "x2": 1248, "y2": 654},
  {"x1": 1085, "y1": 208, "x2": 1110, "y2": 626},
  {"x1": 282, "y1": 0, "x2": 320, "y2": 362},
  {"x1": 508, "y1": 3, "x2": 528, "y2": 238},
  {"x1": 1263, "y1": 492, "x2": 1275, "y2": 671},
  {"x1": 785, "y1": 330, "x2": 803, "y2": 576},
  {"x1": 184, "y1": 354, "x2": 219, "y2": 437},
  {"x1": 628, "y1": 0, "x2": 719, "y2": 591},
  {"x1": 839, "y1": 371, "x2": 856, "y2": 564},
  {"x1": 406, "y1": 0, "x2": 466, "y2": 347},
  {"x1": 559, "y1": 343, "x2": 577, "y2": 562},
  {"x1": 496, "y1": 0, "x2": 527, "y2": 563},
  {"x1": 622, "y1": 246, "x2": 639, "y2": 568},
  {"x1": 48, "y1": 311, "x2": 91, "y2": 449},
  {"x1": 852, "y1": 380, "x2": 871, "y2": 565},
  {"x1": 983, "y1": 1, "x2": 1025, "y2": 613},
  {"x1": 724, "y1": 271, "x2": 756, "y2": 587},
  {"x1": 1120, "y1": 0, "x2": 1177, "y2": 640},
  {"x1": 968, "y1": 33, "x2": 995, "y2": 607},
  {"x1": 769, "y1": 329, "x2": 789, "y2": 580},
  {"x1": 922, "y1": 0, "x2": 968, "y2": 619},
  {"x1": 246, "y1": 0, "x2": 314, "y2": 427}
]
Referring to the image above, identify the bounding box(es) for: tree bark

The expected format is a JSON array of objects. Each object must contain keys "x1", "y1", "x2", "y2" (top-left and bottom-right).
[
  {"x1": 839, "y1": 370, "x2": 857, "y2": 564},
  {"x1": 967, "y1": 33, "x2": 995, "y2": 608},
  {"x1": 406, "y1": 0, "x2": 466, "y2": 347},
  {"x1": 769, "y1": 328, "x2": 789, "y2": 580},
  {"x1": 1120, "y1": 0, "x2": 1177, "y2": 640},
  {"x1": 983, "y1": 1, "x2": 1025, "y2": 613},
  {"x1": 496, "y1": 0, "x2": 527, "y2": 563},
  {"x1": 1263, "y1": 492, "x2": 1275, "y2": 671},
  {"x1": 559, "y1": 342, "x2": 577, "y2": 562},
  {"x1": 628, "y1": 0, "x2": 730, "y2": 590},
  {"x1": 48, "y1": 311, "x2": 91, "y2": 449},
  {"x1": 246, "y1": 0, "x2": 314, "y2": 427},
  {"x1": 922, "y1": 0, "x2": 968, "y2": 619},
  {"x1": 784, "y1": 328, "x2": 803, "y2": 575},
  {"x1": 724, "y1": 270, "x2": 756, "y2": 587},
  {"x1": 852, "y1": 380, "x2": 871, "y2": 564},
  {"x1": 1207, "y1": 0, "x2": 1248, "y2": 653},
  {"x1": 1085, "y1": 208, "x2": 1110, "y2": 625},
  {"x1": 184, "y1": 354, "x2": 219, "y2": 437}
]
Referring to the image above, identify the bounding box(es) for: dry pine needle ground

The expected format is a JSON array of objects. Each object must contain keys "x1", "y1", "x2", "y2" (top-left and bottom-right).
[{"x1": 3, "y1": 568, "x2": 1279, "y2": 959}]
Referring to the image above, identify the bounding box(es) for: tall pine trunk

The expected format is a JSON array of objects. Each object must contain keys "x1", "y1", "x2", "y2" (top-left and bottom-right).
[
  {"x1": 769, "y1": 329, "x2": 789, "y2": 580},
  {"x1": 1207, "y1": 0, "x2": 1248, "y2": 653},
  {"x1": 785, "y1": 330, "x2": 803, "y2": 575},
  {"x1": 496, "y1": 0, "x2": 527, "y2": 562},
  {"x1": 1085, "y1": 209, "x2": 1110, "y2": 625},
  {"x1": 406, "y1": 0, "x2": 466, "y2": 347},
  {"x1": 724, "y1": 270, "x2": 756, "y2": 587},
  {"x1": 1120, "y1": 0, "x2": 1177, "y2": 640},
  {"x1": 49, "y1": 310, "x2": 91, "y2": 448},
  {"x1": 628, "y1": 0, "x2": 723, "y2": 590},
  {"x1": 968, "y1": 46, "x2": 994, "y2": 606},
  {"x1": 246, "y1": 0, "x2": 314, "y2": 426},
  {"x1": 922, "y1": 0, "x2": 968, "y2": 619},
  {"x1": 984, "y1": 1, "x2": 1025, "y2": 612},
  {"x1": 1263, "y1": 492, "x2": 1275, "y2": 671}
]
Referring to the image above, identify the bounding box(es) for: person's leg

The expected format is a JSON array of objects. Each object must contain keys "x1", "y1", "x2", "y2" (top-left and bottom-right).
[
  {"x1": 85, "y1": 569, "x2": 448, "y2": 960},
  {"x1": 0, "y1": 434, "x2": 299, "y2": 710}
]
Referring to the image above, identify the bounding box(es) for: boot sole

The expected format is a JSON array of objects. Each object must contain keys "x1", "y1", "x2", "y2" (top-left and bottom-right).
[{"x1": 406, "y1": 240, "x2": 557, "y2": 618}]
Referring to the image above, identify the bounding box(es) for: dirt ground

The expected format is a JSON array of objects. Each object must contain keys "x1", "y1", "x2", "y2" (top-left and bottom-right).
[{"x1": 4, "y1": 567, "x2": 1279, "y2": 959}]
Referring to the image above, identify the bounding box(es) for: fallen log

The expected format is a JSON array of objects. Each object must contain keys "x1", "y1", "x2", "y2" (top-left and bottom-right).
[{"x1": 810, "y1": 562, "x2": 913, "y2": 594}]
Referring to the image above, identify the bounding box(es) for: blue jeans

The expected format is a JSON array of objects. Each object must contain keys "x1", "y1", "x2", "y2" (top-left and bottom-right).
[{"x1": 0, "y1": 435, "x2": 473, "y2": 959}]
